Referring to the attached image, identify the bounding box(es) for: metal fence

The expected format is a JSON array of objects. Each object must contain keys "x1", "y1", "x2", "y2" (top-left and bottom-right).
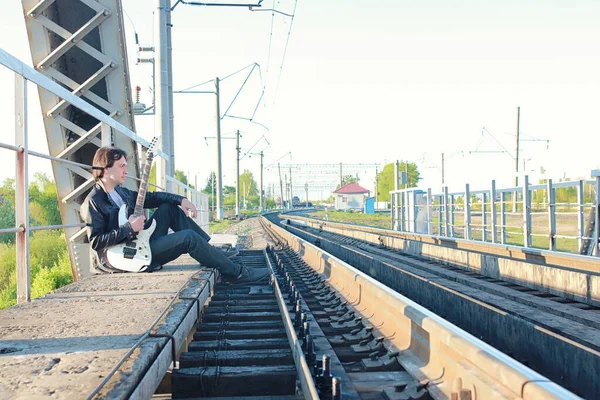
[
  {"x1": 390, "y1": 174, "x2": 600, "y2": 256},
  {"x1": 0, "y1": 48, "x2": 209, "y2": 303}
]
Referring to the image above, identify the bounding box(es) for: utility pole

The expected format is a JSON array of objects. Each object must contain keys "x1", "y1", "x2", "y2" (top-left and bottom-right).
[
  {"x1": 514, "y1": 106, "x2": 521, "y2": 212},
  {"x1": 285, "y1": 174, "x2": 289, "y2": 209},
  {"x1": 215, "y1": 77, "x2": 223, "y2": 220},
  {"x1": 259, "y1": 150, "x2": 264, "y2": 212},
  {"x1": 154, "y1": 0, "x2": 173, "y2": 191},
  {"x1": 235, "y1": 129, "x2": 240, "y2": 216},
  {"x1": 441, "y1": 153, "x2": 445, "y2": 185},
  {"x1": 305, "y1": 183, "x2": 308, "y2": 207},
  {"x1": 515, "y1": 106, "x2": 521, "y2": 187},
  {"x1": 289, "y1": 167, "x2": 293, "y2": 206},
  {"x1": 340, "y1": 162, "x2": 343, "y2": 187},
  {"x1": 278, "y1": 163, "x2": 284, "y2": 209},
  {"x1": 211, "y1": 172, "x2": 215, "y2": 214}
]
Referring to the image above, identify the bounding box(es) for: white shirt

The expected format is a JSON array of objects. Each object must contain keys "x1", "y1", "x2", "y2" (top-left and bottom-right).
[{"x1": 108, "y1": 191, "x2": 125, "y2": 208}]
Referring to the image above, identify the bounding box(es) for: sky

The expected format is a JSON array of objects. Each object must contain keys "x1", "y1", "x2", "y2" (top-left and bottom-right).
[{"x1": 1, "y1": 0, "x2": 600, "y2": 200}]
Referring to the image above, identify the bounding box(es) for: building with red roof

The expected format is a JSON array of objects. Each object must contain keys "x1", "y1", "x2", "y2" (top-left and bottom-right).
[{"x1": 332, "y1": 182, "x2": 370, "y2": 211}]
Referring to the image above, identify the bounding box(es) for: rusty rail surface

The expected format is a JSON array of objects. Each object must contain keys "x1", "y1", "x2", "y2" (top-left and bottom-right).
[{"x1": 259, "y1": 216, "x2": 579, "y2": 400}]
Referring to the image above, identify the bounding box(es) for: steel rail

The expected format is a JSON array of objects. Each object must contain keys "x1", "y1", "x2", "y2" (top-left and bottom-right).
[
  {"x1": 263, "y1": 248, "x2": 319, "y2": 399},
  {"x1": 260, "y1": 216, "x2": 580, "y2": 400}
]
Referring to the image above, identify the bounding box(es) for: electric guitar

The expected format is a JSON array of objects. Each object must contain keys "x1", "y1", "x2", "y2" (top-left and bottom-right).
[{"x1": 102, "y1": 138, "x2": 158, "y2": 273}]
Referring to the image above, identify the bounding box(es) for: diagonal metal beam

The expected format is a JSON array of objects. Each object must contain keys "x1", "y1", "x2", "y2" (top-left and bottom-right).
[
  {"x1": 57, "y1": 116, "x2": 118, "y2": 159},
  {"x1": 69, "y1": 227, "x2": 88, "y2": 243},
  {"x1": 62, "y1": 178, "x2": 95, "y2": 204},
  {"x1": 26, "y1": 0, "x2": 56, "y2": 18},
  {"x1": 34, "y1": 15, "x2": 113, "y2": 64},
  {"x1": 64, "y1": 163, "x2": 94, "y2": 180},
  {"x1": 45, "y1": 67, "x2": 121, "y2": 115},
  {"x1": 37, "y1": 10, "x2": 111, "y2": 70},
  {"x1": 48, "y1": 62, "x2": 116, "y2": 118}
]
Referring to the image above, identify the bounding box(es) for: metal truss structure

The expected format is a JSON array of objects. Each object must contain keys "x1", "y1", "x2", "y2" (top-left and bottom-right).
[{"x1": 21, "y1": 0, "x2": 141, "y2": 279}]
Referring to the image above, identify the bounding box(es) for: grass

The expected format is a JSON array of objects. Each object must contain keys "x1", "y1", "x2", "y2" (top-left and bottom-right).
[
  {"x1": 307, "y1": 210, "x2": 391, "y2": 230},
  {"x1": 209, "y1": 219, "x2": 235, "y2": 233}
]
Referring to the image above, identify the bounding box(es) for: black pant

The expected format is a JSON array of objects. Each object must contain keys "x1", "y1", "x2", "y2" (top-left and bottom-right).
[{"x1": 147, "y1": 203, "x2": 240, "y2": 279}]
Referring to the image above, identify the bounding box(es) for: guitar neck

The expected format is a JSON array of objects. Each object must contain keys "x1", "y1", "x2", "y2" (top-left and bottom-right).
[{"x1": 132, "y1": 157, "x2": 153, "y2": 217}]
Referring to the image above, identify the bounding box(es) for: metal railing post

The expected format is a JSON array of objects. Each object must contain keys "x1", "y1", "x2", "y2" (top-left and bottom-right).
[
  {"x1": 391, "y1": 192, "x2": 396, "y2": 230},
  {"x1": 577, "y1": 179, "x2": 584, "y2": 252},
  {"x1": 400, "y1": 192, "x2": 406, "y2": 232},
  {"x1": 501, "y1": 192, "x2": 507, "y2": 244},
  {"x1": 464, "y1": 184, "x2": 471, "y2": 240},
  {"x1": 412, "y1": 190, "x2": 418, "y2": 233},
  {"x1": 426, "y1": 188, "x2": 432, "y2": 235},
  {"x1": 491, "y1": 180, "x2": 497, "y2": 243},
  {"x1": 443, "y1": 186, "x2": 449, "y2": 236},
  {"x1": 523, "y1": 175, "x2": 531, "y2": 247},
  {"x1": 548, "y1": 179, "x2": 556, "y2": 251},
  {"x1": 482, "y1": 192, "x2": 488, "y2": 242},
  {"x1": 595, "y1": 173, "x2": 600, "y2": 257},
  {"x1": 15, "y1": 74, "x2": 30, "y2": 304},
  {"x1": 437, "y1": 195, "x2": 442, "y2": 236},
  {"x1": 450, "y1": 194, "x2": 456, "y2": 237}
]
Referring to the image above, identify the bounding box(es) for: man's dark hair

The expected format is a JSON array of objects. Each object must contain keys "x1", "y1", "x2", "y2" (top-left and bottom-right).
[{"x1": 92, "y1": 147, "x2": 128, "y2": 181}]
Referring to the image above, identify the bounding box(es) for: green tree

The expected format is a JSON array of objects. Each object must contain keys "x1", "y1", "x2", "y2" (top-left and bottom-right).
[
  {"x1": 203, "y1": 171, "x2": 216, "y2": 194},
  {"x1": 240, "y1": 170, "x2": 258, "y2": 198},
  {"x1": 0, "y1": 201, "x2": 15, "y2": 245},
  {"x1": 335, "y1": 175, "x2": 358, "y2": 190},
  {"x1": 223, "y1": 185, "x2": 236, "y2": 196},
  {"x1": 0, "y1": 178, "x2": 15, "y2": 204},
  {"x1": 0, "y1": 230, "x2": 72, "y2": 310},
  {"x1": 149, "y1": 165, "x2": 191, "y2": 191},
  {"x1": 376, "y1": 162, "x2": 421, "y2": 202},
  {"x1": 29, "y1": 173, "x2": 61, "y2": 226},
  {"x1": 175, "y1": 170, "x2": 189, "y2": 186}
]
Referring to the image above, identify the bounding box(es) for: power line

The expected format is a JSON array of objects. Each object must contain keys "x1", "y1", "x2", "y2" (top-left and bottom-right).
[{"x1": 271, "y1": 0, "x2": 298, "y2": 108}]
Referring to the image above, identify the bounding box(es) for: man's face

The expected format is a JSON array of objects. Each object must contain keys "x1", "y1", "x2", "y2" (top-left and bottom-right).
[{"x1": 103, "y1": 156, "x2": 128, "y2": 186}]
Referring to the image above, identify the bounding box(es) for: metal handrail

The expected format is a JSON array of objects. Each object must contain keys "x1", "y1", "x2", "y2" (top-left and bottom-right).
[
  {"x1": 390, "y1": 175, "x2": 600, "y2": 255},
  {"x1": 0, "y1": 47, "x2": 210, "y2": 302}
]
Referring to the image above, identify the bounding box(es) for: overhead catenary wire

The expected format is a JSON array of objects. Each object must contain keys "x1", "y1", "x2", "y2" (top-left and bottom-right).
[{"x1": 271, "y1": 0, "x2": 298, "y2": 108}]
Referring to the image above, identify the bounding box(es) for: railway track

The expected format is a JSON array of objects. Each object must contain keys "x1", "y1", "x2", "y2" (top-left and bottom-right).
[
  {"x1": 157, "y1": 217, "x2": 580, "y2": 399},
  {"x1": 273, "y1": 214, "x2": 599, "y2": 399},
  {"x1": 170, "y1": 247, "x2": 422, "y2": 399}
]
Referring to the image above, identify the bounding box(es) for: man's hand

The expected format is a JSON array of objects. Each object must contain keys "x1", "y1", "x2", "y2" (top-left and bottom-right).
[
  {"x1": 181, "y1": 198, "x2": 198, "y2": 218},
  {"x1": 128, "y1": 215, "x2": 146, "y2": 232}
]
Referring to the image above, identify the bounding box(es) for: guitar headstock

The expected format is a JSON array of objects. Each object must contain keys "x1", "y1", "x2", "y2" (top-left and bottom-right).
[{"x1": 146, "y1": 137, "x2": 158, "y2": 162}]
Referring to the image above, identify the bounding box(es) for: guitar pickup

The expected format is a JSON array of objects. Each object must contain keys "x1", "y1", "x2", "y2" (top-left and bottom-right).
[{"x1": 123, "y1": 247, "x2": 137, "y2": 259}]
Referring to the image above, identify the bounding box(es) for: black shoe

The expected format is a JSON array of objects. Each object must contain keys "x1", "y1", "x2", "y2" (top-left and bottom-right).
[
  {"x1": 230, "y1": 265, "x2": 270, "y2": 285},
  {"x1": 220, "y1": 245, "x2": 240, "y2": 259}
]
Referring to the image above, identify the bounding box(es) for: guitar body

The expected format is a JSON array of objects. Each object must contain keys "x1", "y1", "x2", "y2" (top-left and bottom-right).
[{"x1": 103, "y1": 204, "x2": 156, "y2": 273}]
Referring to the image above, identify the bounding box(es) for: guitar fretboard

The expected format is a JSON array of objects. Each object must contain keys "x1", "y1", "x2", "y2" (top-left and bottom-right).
[{"x1": 132, "y1": 149, "x2": 154, "y2": 218}]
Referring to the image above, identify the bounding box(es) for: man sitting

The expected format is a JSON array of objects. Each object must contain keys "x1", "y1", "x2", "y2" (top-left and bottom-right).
[{"x1": 80, "y1": 146, "x2": 268, "y2": 284}]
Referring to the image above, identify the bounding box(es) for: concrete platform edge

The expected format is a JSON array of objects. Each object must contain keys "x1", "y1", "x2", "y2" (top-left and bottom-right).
[{"x1": 99, "y1": 270, "x2": 216, "y2": 400}]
